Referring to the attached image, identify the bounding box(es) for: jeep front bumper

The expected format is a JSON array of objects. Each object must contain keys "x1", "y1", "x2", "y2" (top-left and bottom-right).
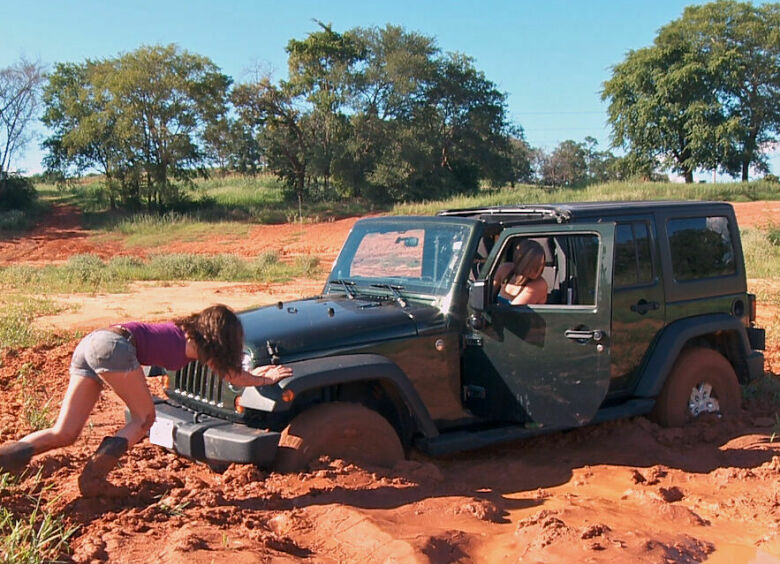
[{"x1": 143, "y1": 397, "x2": 281, "y2": 467}]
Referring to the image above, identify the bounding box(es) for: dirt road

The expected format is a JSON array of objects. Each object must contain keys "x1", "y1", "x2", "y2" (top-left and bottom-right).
[{"x1": 0, "y1": 202, "x2": 778, "y2": 563}]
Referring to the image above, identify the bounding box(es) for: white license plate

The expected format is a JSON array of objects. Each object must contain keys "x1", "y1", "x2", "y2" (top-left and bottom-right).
[{"x1": 148, "y1": 419, "x2": 175, "y2": 449}]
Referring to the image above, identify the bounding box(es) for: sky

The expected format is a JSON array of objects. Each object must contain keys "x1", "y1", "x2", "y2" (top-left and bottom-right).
[{"x1": 1, "y1": 0, "x2": 777, "y2": 180}]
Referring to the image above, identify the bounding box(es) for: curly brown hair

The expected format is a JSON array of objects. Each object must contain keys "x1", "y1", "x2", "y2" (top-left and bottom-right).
[{"x1": 176, "y1": 304, "x2": 244, "y2": 376}]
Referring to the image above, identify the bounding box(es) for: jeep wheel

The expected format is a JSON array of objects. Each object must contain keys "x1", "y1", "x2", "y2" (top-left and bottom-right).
[
  {"x1": 653, "y1": 348, "x2": 741, "y2": 427},
  {"x1": 274, "y1": 402, "x2": 404, "y2": 472}
]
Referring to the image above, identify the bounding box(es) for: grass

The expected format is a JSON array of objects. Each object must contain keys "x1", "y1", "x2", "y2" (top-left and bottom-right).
[
  {"x1": 0, "y1": 471, "x2": 78, "y2": 563},
  {"x1": 742, "y1": 224, "x2": 780, "y2": 280},
  {"x1": 392, "y1": 179, "x2": 780, "y2": 216},
  {"x1": 0, "y1": 296, "x2": 61, "y2": 350},
  {"x1": 106, "y1": 211, "x2": 251, "y2": 248},
  {"x1": 15, "y1": 363, "x2": 55, "y2": 431},
  {"x1": 0, "y1": 251, "x2": 321, "y2": 295}
]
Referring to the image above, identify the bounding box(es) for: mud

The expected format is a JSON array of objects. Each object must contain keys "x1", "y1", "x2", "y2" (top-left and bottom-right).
[{"x1": 0, "y1": 202, "x2": 778, "y2": 563}]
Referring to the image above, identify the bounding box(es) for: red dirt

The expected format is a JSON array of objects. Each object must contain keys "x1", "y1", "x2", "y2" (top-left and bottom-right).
[{"x1": 0, "y1": 202, "x2": 778, "y2": 563}]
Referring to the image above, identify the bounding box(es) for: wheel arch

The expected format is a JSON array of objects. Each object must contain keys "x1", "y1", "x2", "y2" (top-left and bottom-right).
[
  {"x1": 634, "y1": 313, "x2": 755, "y2": 399},
  {"x1": 239, "y1": 354, "x2": 439, "y2": 442}
]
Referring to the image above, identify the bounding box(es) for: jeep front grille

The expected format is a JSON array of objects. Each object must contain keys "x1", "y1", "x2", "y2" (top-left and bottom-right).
[{"x1": 171, "y1": 361, "x2": 225, "y2": 407}]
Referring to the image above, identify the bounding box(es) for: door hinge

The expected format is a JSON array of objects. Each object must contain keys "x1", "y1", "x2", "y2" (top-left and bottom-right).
[
  {"x1": 464, "y1": 335, "x2": 483, "y2": 347},
  {"x1": 463, "y1": 385, "x2": 486, "y2": 400}
]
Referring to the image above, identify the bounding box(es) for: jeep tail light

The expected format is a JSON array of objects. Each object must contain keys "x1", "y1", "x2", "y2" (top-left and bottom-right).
[
  {"x1": 234, "y1": 396, "x2": 245, "y2": 414},
  {"x1": 282, "y1": 389, "x2": 295, "y2": 403}
]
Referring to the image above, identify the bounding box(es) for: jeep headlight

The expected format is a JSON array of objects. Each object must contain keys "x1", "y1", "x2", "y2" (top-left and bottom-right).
[{"x1": 241, "y1": 347, "x2": 255, "y2": 372}]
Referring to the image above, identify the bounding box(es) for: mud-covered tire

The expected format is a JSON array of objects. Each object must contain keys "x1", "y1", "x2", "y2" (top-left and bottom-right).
[
  {"x1": 274, "y1": 402, "x2": 405, "y2": 473},
  {"x1": 653, "y1": 348, "x2": 741, "y2": 427}
]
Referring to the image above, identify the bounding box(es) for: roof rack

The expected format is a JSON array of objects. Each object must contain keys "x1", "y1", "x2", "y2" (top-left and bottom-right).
[{"x1": 436, "y1": 206, "x2": 572, "y2": 223}]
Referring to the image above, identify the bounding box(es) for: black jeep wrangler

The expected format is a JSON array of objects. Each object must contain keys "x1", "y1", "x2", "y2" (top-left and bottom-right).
[{"x1": 147, "y1": 201, "x2": 766, "y2": 471}]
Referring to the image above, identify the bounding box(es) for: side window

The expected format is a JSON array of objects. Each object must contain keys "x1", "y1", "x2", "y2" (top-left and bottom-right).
[
  {"x1": 667, "y1": 216, "x2": 736, "y2": 281},
  {"x1": 494, "y1": 233, "x2": 600, "y2": 306},
  {"x1": 565, "y1": 234, "x2": 600, "y2": 305},
  {"x1": 614, "y1": 222, "x2": 653, "y2": 288}
]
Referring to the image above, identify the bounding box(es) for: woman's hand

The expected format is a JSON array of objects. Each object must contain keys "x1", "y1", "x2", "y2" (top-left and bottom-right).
[
  {"x1": 224, "y1": 364, "x2": 293, "y2": 387},
  {"x1": 251, "y1": 364, "x2": 293, "y2": 384}
]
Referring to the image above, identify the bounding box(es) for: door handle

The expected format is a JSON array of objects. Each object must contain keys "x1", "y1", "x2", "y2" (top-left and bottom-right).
[
  {"x1": 630, "y1": 299, "x2": 659, "y2": 315},
  {"x1": 564, "y1": 329, "x2": 604, "y2": 342}
]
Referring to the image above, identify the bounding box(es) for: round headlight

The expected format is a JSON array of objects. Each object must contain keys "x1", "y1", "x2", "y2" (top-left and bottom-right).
[{"x1": 241, "y1": 347, "x2": 255, "y2": 372}]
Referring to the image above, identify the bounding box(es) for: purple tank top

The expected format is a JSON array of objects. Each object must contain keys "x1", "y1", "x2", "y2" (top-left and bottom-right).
[{"x1": 117, "y1": 321, "x2": 191, "y2": 371}]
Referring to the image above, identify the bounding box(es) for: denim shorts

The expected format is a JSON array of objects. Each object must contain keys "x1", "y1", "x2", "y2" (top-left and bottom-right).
[{"x1": 69, "y1": 330, "x2": 140, "y2": 382}]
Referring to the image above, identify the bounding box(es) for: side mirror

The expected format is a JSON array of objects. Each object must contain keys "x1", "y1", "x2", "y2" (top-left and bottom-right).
[{"x1": 468, "y1": 279, "x2": 489, "y2": 313}]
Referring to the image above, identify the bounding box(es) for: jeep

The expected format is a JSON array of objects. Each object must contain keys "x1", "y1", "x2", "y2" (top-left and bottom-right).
[{"x1": 147, "y1": 201, "x2": 766, "y2": 471}]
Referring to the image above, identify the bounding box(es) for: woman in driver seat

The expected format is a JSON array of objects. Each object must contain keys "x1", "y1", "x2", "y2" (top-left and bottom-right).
[{"x1": 497, "y1": 239, "x2": 548, "y2": 305}]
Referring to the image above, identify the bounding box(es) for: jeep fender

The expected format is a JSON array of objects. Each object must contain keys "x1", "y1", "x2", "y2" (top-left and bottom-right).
[
  {"x1": 239, "y1": 354, "x2": 440, "y2": 439},
  {"x1": 633, "y1": 313, "x2": 760, "y2": 398}
]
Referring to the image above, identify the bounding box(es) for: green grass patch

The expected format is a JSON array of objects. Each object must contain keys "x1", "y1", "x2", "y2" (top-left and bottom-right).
[
  {"x1": 0, "y1": 471, "x2": 79, "y2": 563},
  {"x1": 0, "y1": 251, "x2": 321, "y2": 295},
  {"x1": 742, "y1": 225, "x2": 780, "y2": 280},
  {"x1": 108, "y1": 212, "x2": 250, "y2": 247},
  {"x1": 0, "y1": 296, "x2": 61, "y2": 350},
  {"x1": 391, "y1": 180, "x2": 780, "y2": 216}
]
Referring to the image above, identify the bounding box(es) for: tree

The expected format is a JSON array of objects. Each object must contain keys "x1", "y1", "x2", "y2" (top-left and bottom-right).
[
  {"x1": 679, "y1": 1, "x2": 780, "y2": 181},
  {"x1": 602, "y1": 36, "x2": 715, "y2": 183},
  {"x1": 603, "y1": 0, "x2": 779, "y2": 182},
  {"x1": 508, "y1": 134, "x2": 534, "y2": 185},
  {"x1": 285, "y1": 21, "x2": 362, "y2": 194},
  {"x1": 0, "y1": 58, "x2": 46, "y2": 183},
  {"x1": 349, "y1": 25, "x2": 514, "y2": 201},
  {"x1": 537, "y1": 140, "x2": 588, "y2": 187},
  {"x1": 42, "y1": 60, "x2": 129, "y2": 208},
  {"x1": 42, "y1": 45, "x2": 231, "y2": 210},
  {"x1": 232, "y1": 77, "x2": 310, "y2": 200}
]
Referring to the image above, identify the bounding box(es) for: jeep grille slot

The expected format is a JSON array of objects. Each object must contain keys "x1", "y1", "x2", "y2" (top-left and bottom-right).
[{"x1": 172, "y1": 361, "x2": 224, "y2": 407}]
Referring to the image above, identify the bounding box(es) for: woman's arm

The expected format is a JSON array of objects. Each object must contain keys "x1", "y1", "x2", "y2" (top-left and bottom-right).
[{"x1": 510, "y1": 278, "x2": 549, "y2": 305}]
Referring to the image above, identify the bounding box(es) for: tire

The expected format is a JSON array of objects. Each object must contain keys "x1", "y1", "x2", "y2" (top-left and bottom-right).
[
  {"x1": 274, "y1": 402, "x2": 405, "y2": 473},
  {"x1": 653, "y1": 348, "x2": 741, "y2": 427}
]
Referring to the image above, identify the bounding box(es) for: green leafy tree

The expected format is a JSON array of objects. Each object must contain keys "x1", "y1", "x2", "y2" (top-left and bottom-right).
[
  {"x1": 678, "y1": 1, "x2": 780, "y2": 181},
  {"x1": 110, "y1": 45, "x2": 231, "y2": 207},
  {"x1": 42, "y1": 45, "x2": 230, "y2": 210},
  {"x1": 603, "y1": 0, "x2": 779, "y2": 182},
  {"x1": 538, "y1": 140, "x2": 588, "y2": 187},
  {"x1": 350, "y1": 26, "x2": 514, "y2": 201},
  {"x1": 232, "y1": 77, "x2": 309, "y2": 201},
  {"x1": 285, "y1": 21, "x2": 362, "y2": 194},
  {"x1": 508, "y1": 134, "x2": 534, "y2": 185},
  {"x1": 42, "y1": 60, "x2": 128, "y2": 208},
  {"x1": 602, "y1": 35, "x2": 715, "y2": 183}
]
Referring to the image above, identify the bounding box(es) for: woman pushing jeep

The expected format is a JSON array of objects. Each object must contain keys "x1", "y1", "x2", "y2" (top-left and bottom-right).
[{"x1": 0, "y1": 304, "x2": 291, "y2": 496}]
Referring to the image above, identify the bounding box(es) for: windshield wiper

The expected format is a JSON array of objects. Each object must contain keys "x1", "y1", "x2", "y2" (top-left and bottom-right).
[
  {"x1": 329, "y1": 279, "x2": 357, "y2": 299},
  {"x1": 370, "y1": 283, "x2": 408, "y2": 308}
]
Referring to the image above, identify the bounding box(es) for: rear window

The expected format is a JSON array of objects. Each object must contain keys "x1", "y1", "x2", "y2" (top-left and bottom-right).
[
  {"x1": 614, "y1": 222, "x2": 653, "y2": 288},
  {"x1": 667, "y1": 216, "x2": 736, "y2": 281}
]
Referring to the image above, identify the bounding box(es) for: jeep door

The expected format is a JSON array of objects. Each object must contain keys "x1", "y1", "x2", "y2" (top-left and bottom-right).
[{"x1": 463, "y1": 223, "x2": 615, "y2": 428}]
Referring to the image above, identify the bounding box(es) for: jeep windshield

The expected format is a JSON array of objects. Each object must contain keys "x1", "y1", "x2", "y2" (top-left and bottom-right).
[{"x1": 326, "y1": 217, "x2": 477, "y2": 301}]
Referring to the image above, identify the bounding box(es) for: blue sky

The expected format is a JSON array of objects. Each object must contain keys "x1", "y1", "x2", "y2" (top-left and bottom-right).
[{"x1": 2, "y1": 0, "x2": 776, "y2": 179}]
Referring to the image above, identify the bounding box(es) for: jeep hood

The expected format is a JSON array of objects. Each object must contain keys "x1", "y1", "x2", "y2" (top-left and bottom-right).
[{"x1": 239, "y1": 295, "x2": 424, "y2": 362}]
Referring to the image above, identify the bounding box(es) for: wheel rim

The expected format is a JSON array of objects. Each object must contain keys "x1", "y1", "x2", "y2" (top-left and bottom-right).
[{"x1": 687, "y1": 382, "x2": 721, "y2": 417}]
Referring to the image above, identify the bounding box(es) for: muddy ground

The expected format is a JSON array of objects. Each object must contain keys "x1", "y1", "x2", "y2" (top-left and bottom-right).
[{"x1": 0, "y1": 202, "x2": 778, "y2": 563}]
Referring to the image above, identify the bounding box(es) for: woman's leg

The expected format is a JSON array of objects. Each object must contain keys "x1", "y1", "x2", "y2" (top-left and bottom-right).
[
  {"x1": 0, "y1": 373, "x2": 101, "y2": 473},
  {"x1": 98, "y1": 366, "x2": 155, "y2": 446},
  {"x1": 18, "y1": 373, "x2": 102, "y2": 454},
  {"x1": 78, "y1": 366, "x2": 153, "y2": 496}
]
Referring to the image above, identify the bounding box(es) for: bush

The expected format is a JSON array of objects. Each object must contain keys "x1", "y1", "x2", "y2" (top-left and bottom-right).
[
  {"x1": 0, "y1": 176, "x2": 37, "y2": 210},
  {"x1": 0, "y1": 209, "x2": 29, "y2": 231}
]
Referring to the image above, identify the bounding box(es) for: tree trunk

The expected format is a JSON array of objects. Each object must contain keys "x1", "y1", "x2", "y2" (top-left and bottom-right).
[
  {"x1": 741, "y1": 160, "x2": 750, "y2": 182},
  {"x1": 683, "y1": 168, "x2": 694, "y2": 184}
]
